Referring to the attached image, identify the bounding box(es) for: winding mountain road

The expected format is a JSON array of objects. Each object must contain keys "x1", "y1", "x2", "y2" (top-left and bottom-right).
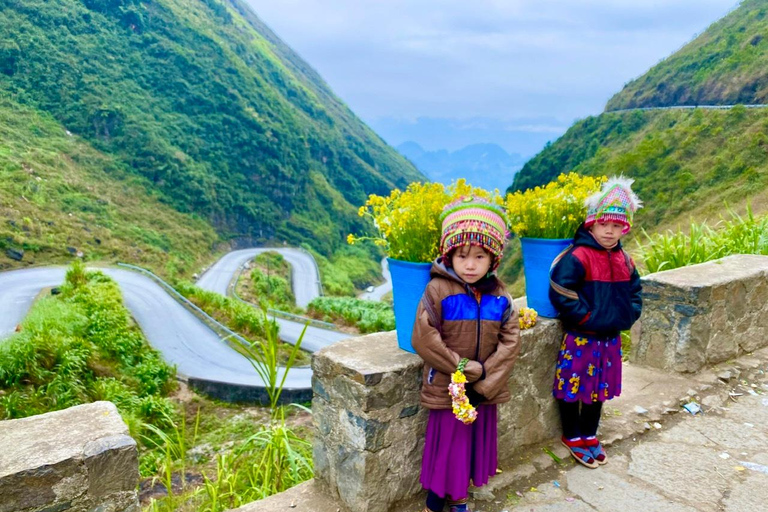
[
  {"x1": 196, "y1": 248, "x2": 350, "y2": 352},
  {"x1": 0, "y1": 267, "x2": 312, "y2": 394}
]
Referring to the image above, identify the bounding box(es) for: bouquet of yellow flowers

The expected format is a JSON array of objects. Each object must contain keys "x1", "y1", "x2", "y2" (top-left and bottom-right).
[
  {"x1": 518, "y1": 307, "x2": 538, "y2": 329},
  {"x1": 506, "y1": 173, "x2": 606, "y2": 239},
  {"x1": 449, "y1": 358, "x2": 477, "y2": 424},
  {"x1": 349, "y1": 179, "x2": 503, "y2": 262}
]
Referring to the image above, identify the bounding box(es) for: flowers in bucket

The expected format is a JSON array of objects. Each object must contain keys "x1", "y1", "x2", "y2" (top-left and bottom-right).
[
  {"x1": 348, "y1": 179, "x2": 503, "y2": 262},
  {"x1": 449, "y1": 358, "x2": 477, "y2": 425},
  {"x1": 505, "y1": 173, "x2": 607, "y2": 239},
  {"x1": 518, "y1": 307, "x2": 538, "y2": 329}
]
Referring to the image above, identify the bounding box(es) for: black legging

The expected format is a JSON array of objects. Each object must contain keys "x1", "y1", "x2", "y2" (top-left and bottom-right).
[{"x1": 557, "y1": 399, "x2": 603, "y2": 439}]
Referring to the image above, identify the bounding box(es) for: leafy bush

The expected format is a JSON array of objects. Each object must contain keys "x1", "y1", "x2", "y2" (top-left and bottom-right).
[
  {"x1": 307, "y1": 297, "x2": 395, "y2": 333},
  {"x1": 0, "y1": 262, "x2": 176, "y2": 436}
]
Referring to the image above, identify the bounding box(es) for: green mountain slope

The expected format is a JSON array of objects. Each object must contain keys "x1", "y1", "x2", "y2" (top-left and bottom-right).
[
  {"x1": 0, "y1": 96, "x2": 218, "y2": 274},
  {"x1": 607, "y1": 0, "x2": 768, "y2": 110},
  {"x1": 0, "y1": 0, "x2": 422, "y2": 254},
  {"x1": 511, "y1": 0, "x2": 768, "y2": 232}
]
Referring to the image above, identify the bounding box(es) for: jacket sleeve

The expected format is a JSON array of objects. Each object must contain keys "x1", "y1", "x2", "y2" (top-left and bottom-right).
[
  {"x1": 411, "y1": 280, "x2": 483, "y2": 382},
  {"x1": 472, "y1": 295, "x2": 521, "y2": 399},
  {"x1": 629, "y1": 261, "x2": 643, "y2": 323},
  {"x1": 549, "y1": 252, "x2": 591, "y2": 326}
]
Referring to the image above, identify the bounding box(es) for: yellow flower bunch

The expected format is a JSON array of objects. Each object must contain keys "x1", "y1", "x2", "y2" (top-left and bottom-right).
[
  {"x1": 505, "y1": 173, "x2": 607, "y2": 239},
  {"x1": 349, "y1": 179, "x2": 503, "y2": 262},
  {"x1": 518, "y1": 307, "x2": 538, "y2": 329},
  {"x1": 449, "y1": 368, "x2": 478, "y2": 425}
]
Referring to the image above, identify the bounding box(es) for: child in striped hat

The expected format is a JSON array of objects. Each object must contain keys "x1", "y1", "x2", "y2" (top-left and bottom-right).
[{"x1": 413, "y1": 196, "x2": 520, "y2": 512}]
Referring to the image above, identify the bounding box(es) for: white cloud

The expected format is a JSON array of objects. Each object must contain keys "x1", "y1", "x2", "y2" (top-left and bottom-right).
[{"x1": 245, "y1": 0, "x2": 738, "y2": 151}]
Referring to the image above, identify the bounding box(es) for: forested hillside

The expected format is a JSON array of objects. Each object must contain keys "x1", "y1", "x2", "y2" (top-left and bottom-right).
[
  {"x1": 0, "y1": 96, "x2": 217, "y2": 274},
  {"x1": 510, "y1": 0, "x2": 768, "y2": 231},
  {"x1": 0, "y1": 0, "x2": 422, "y2": 256},
  {"x1": 607, "y1": 0, "x2": 768, "y2": 110}
]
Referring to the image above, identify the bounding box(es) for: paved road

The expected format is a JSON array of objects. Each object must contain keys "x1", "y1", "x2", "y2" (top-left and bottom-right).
[
  {"x1": 606, "y1": 103, "x2": 768, "y2": 114},
  {"x1": 0, "y1": 267, "x2": 312, "y2": 390},
  {"x1": 359, "y1": 258, "x2": 392, "y2": 301},
  {"x1": 197, "y1": 248, "x2": 320, "y2": 308},
  {"x1": 195, "y1": 247, "x2": 349, "y2": 351}
]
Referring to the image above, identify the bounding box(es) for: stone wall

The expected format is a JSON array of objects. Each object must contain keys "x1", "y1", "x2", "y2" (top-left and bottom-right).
[
  {"x1": 311, "y1": 318, "x2": 563, "y2": 512},
  {"x1": 631, "y1": 255, "x2": 768, "y2": 372},
  {"x1": 0, "y1": 401, "x2": 139, "y2": 512}
]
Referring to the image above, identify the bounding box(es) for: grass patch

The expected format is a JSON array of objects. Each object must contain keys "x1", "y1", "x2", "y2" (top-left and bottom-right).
[
  {"x1": 636, "y1": 205, "x2": 768, "y2": 273},
  {"x1": 236, "y1": 251, "x2": 297, "y2": 313},
  {"x1": 0, "y1": 260, "x2": 177, "y2": 440},
  {"x1": 307, "y1": 296, "x2": 394, "y2": 334},
  {"x1": 175, "y1": 281, "x2": 310, "y2": 366}
]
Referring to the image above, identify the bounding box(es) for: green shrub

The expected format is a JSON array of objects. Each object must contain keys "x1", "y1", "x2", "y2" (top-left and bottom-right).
[
  {"x1": 307, "y1": 297, "x2": 394, "y2": 333},
  {"x1": 0, "y1": 264, "x2": 176, "y2": 432}
]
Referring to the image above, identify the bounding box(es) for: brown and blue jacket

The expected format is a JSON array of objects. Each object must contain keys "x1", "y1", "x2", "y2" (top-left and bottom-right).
[
  {"x1": 412, "y1": 259, "x2": 521, "y2": 410},
  {"x1": 549, "y1": 225, "x2": 642, "y2": 337}
]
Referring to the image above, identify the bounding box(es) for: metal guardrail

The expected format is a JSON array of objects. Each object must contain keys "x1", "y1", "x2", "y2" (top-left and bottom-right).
[
  {"x1": 606, "y1": 104, "x2": 768, "y2": 114},
  {"x1": 116, "y1": 262, "x2": 253, "y2": 350}
]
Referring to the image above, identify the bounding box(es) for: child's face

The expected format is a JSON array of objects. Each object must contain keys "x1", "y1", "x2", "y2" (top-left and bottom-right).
[
  {"x1": 590, "y1": 220, "x2": 625, "y2": 249},
  {"x1": 451, "y1": 245, "x2": 492, "y2": 284}
]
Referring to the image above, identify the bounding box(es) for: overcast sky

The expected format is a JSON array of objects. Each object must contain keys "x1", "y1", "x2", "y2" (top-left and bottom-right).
[{"x1": 245, "y1": 0, "x2": 739, "y2": 155}]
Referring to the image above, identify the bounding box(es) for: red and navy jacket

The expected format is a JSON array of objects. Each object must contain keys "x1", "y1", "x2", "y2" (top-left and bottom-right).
[{"x1": 549, "y1": 225, "x2": 642, "y2": 337}]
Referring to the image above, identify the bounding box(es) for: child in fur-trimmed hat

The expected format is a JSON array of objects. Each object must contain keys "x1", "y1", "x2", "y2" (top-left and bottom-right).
[{"x1": 548, "y1": 176, "x2": 643, "y2": 469}]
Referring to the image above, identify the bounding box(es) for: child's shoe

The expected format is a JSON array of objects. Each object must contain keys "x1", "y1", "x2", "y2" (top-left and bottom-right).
[
  {"x1": 447, "y1": 498, "x2": 470, "y2": 512},
  {"x1": 583, "y1": 436, "x2": 607, "y2": 465},
  {"x1": 561, "y1": 436, "x2": 598, "y2": 469}
]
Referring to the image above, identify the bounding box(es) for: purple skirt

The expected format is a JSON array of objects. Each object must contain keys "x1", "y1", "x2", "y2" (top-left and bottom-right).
[
  {"x1": 420, "y1": 404, "x2": 497, "y2": 500},
  {"x1": 552, "y1": 332, "x2": 622, "y2": 403}
]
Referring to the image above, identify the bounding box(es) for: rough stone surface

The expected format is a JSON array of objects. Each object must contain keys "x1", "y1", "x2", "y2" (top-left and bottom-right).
[
  {"x1": 631, "y1": 255, "x2": 768, "y2": 373},
  {"x1": 0, "y1": 402, "x2": 139, "y2": 512},
  {"x1": 311, "y1": 320, "x2": 562, "y2": 512}
]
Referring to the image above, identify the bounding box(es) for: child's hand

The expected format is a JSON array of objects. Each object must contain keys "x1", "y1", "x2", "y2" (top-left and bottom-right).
[{"x1": 463, "y1": 360, "x2": 484, "y2": 382}]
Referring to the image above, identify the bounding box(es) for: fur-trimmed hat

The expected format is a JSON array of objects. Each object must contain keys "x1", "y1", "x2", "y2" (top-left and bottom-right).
[
  {"x1": 584, "y1": 176, "x2": 643, "y2": 234},
  {"x1": 440, "y1": 196, "x2": 508, "y2": 270}
]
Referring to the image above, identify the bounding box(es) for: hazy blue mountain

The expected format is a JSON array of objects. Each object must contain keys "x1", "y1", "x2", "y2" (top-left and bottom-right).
[{"x1": 398, "y1": 142, "x2": 524, "y2": 191}]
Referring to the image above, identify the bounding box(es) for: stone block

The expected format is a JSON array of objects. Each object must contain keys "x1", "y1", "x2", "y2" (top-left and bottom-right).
[
  {"x1": 0, "y1": 402, "x2": 139, "y2": 512},
  {"x1": 631, "y1": 255, "x2": 768, "y2": 373},
  {"x1": 312, "y1": 318, "x2": 562, "y2": 512}
]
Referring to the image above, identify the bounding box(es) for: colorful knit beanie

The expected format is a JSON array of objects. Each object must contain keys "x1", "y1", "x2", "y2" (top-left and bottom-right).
[
  {"x1": 584, "y1": 176, "x2": 643, "y2": 234},
  {"x1": 440, "y1": 196, "x2": 509, "y2": 271}
]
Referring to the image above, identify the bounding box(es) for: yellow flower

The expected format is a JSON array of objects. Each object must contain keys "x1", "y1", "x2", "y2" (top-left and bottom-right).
[{"x1": 505, "y1": 173, "x2": 606, "y2": 238}]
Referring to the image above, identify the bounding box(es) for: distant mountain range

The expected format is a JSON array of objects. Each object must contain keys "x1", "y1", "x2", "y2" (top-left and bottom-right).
[{"x1": 397, "y1": 142, "x2": 524, "y2": 191}]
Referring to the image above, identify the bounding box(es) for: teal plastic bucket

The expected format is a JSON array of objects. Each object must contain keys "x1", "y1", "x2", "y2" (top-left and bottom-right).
[
  {"x1": 519, "y1": 238, "x2": 572, "y2": 318},
  {"x1": 388, "y1": 258, "x2": 432, "y2": 353}
]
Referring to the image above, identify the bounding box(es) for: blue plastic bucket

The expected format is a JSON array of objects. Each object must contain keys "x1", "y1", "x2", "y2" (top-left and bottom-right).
[
  {"x1": 519, "y1": 238, "x2": 572, "y2": 318},
  {"x1": 388, "y1": 258, "x2": 432, "y2": 353}
]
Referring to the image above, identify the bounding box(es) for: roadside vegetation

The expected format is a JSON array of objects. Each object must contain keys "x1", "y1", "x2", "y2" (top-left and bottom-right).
[
  {"x1": 175, "y1": 281, "x2": 310, "y2": 367},
  {"x1": 637, "y1": 205, "x2": 768, "y2": 273},
  {"x1": 0, "y1": 260, "x2": 177, "y2": 440},
  {"x1": 307, "y1": 296, "x2": 394, "y2": 334},
  {"x1": 143, "y1": 310, "x2": 313, "y2": 511},
  {"x1": 236, "y1": 251, "x2": 296, "y2": 313}
]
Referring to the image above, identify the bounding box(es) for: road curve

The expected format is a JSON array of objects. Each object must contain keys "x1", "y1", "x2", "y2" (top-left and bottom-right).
[
  {"x1": 0, "y1": 266, "x2": 312, "y2": 402},
  {"x1": 196, "y1": 247, "x2": 349, "y2": 352},
  {"x1": 197, "y1": 248, "x2": 320, "y2": 308},
  {"x1": 359, "y1": 258, "x2": 392, "y2": 301}
]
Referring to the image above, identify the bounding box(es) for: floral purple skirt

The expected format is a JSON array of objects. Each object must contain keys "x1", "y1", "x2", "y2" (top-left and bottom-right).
[
  {"x1": 420, "y1": 404, "x2": 497, "y2": 501},
  {"x1": 552, "y1": 332, "x2": 622, "y2": 403}
]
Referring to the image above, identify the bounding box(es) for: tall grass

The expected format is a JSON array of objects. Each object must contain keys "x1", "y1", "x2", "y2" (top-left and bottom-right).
[
  {"x1": 144, "y1": 309, "x2": 313, "y2": 511},
  {"x1": 637, "y1": 205, "x2": 768, "y2": 273},
  {"x1": 0, "y1": 260, "x2": 176, "y2": 437}
]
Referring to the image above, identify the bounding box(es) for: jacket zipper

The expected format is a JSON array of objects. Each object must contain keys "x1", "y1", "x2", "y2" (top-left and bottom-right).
[
  {"x1": 468, "y1": 286, "x2": 481, "y2": 362},
  {"x1": 607, "y1": 250, "x2": 614, "y2": 282}
]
